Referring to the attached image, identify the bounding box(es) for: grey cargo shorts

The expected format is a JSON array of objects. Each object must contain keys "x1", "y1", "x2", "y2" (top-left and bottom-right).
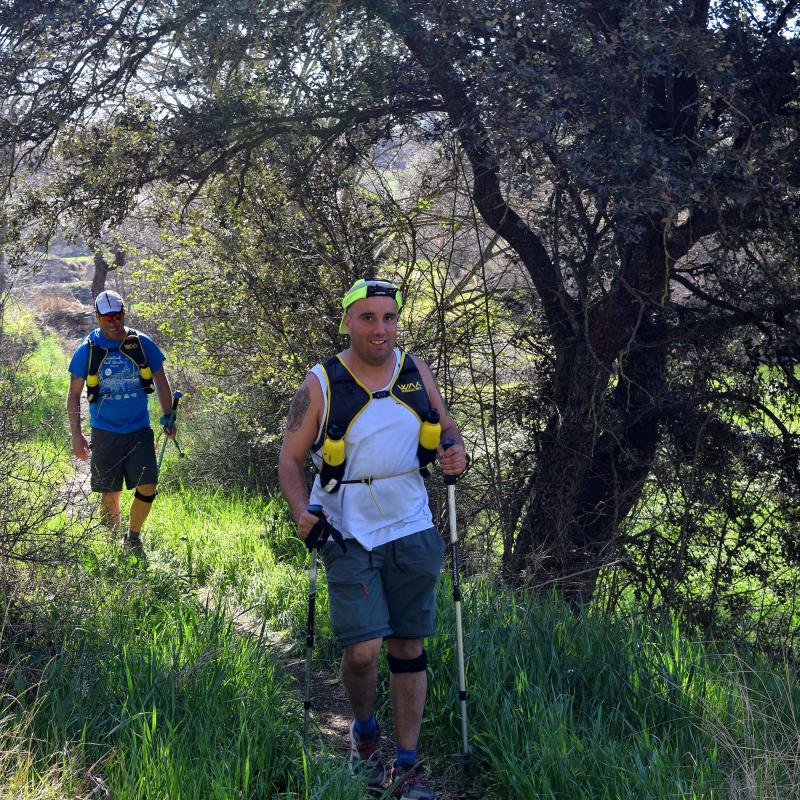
[{"x1": 321, "y1": 527, "x2": 445, "y2": 647}]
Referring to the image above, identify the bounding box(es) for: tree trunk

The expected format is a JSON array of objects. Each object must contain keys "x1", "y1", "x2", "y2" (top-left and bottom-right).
[
  {"x1": 90, "y1": 249, "x2": 110, "y2": 298},
  {"x1": 380, "y1": 4, "x2": 677, "y2": 604},
  {"x1": 90, "y1": 242, "x2": 125, "y2": 298},
  {"x1": 511, "y1": 301, "x2": 668, "y2": 606}
]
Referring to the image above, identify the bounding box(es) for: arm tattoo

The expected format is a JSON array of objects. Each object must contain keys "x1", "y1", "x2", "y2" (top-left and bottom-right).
[{"x1": 286, "y1": 386, "x2": 310, "y2": 432}]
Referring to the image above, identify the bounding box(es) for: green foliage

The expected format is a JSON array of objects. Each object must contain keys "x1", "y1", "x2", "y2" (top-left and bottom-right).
[
  {"x1": 107, "y1": 482, "x2": 800, "y2": 797},
  {"x1": 5, "y1": 0, "x2": 800, "y2": 614},
  {"x1": 3, "y1": 471, "x2": 800, "y2": 798},
  {"x1": 15, "y1": 334, "x2": 68, "y2": 432},
  {"x1": 129, "y1": 154, "x2": 418, "y2": 490},
  {"x1": 0, "y1": 301, "x2": 83, "y2": 571},
  {"x1": 144, "y1": 487, "x2": 340, "y2": 664}
]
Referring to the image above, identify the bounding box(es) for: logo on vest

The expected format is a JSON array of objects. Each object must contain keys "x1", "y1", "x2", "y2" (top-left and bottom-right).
[
  {"x1": 122, "y1": 341, "x2": 137, "y2": 350},
  {"x1": 397, "y1": 381, "x2": 422, "y2": 393}
]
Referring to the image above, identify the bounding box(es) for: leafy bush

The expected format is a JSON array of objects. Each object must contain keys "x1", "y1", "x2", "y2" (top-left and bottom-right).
[{"x1": 0, "y1": 302, "x2": 97, "y2": 645}]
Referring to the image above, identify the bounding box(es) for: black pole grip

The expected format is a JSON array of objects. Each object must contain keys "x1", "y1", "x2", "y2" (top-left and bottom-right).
[
  {"x1": 441, "y1": 438, "x2": 457, "y2": 485},
  {"x1": 305, "y1": 504, "x2": 325, "y2": 550}
]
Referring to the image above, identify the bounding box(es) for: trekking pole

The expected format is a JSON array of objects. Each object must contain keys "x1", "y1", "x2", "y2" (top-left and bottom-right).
[
  {"x1": 303, "y1": 504, "x2": 323, "y2": 747},
  {"x1": 157, "y1": 390, "x2": 183, "y2": 472},
  {"x1": 442, "y1": 439, "x2": 469, "y2": 762}
]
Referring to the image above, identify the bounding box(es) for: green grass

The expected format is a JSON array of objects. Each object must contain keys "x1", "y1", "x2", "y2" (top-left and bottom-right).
[
  {"x1": 1, "y1": 542, "x2": 366, "y2": 799},
  {"x1": 2, "y1": 300, "x2": 70, "y2": 435},
  {"x1": 423, "y1": 579, "x2": 800, "y2": 799},
  {"x1": 142, "y1": 479, "x2": 800, "y2": 799},
  {"x1": 5, "y1": 472, "x2": 800, "y2": 798},
  {"x1": 19, "y1": 335, "x2": 69, "y2": 429},
  {"x1": 144, "y1": 486, "x2": 340, "y2": 661}
]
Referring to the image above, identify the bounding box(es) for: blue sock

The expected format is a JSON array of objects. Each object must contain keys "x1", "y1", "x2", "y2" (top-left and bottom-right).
[
  {"x1": 395, "y1": 747, "x2": 416, "y2": 768},
  {"x1": 353, "y1": 713, "x2": 377, "y2": 740}
]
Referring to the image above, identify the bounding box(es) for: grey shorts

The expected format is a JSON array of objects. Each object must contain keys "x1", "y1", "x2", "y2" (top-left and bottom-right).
[
  {"x1": 321, "y1": 527, "x2": 445, "y2": 647},
  {"x1": 90, "y1": 427, "x2": 158, "y2": 493}
]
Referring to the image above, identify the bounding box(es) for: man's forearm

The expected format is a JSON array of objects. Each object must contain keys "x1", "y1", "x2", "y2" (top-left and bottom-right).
[
  {"x1": 440, "y1": 422, "x2": 464, "y2": 447},
  {"x1": 155, "y1": 373, "x2": 173, "y2": 417},
  {"x1": 66, "y1": 393, "x2": 83, "y2": 436},
  {"x1": 278, "y1": 456, "x2": 310, "y2": 525}
]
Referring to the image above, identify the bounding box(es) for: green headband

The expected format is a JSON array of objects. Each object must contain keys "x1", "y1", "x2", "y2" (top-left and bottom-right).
[{"x1": 338, "y1": 279, "x2": 403, "y2": 334}]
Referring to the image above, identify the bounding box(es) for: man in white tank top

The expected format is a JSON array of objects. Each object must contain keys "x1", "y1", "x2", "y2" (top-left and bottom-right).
[{"x1": 279, "y1": 279, "x2": 466, "y2": 799}]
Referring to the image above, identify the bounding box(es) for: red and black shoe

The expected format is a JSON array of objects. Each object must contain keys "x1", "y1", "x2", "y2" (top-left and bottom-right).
[
  {"x1": 389, "y1": 761, "x2": 435, "y2": 800},
  {"x1": 348, "y1": 720, "x2": 385, "y2": 788}
]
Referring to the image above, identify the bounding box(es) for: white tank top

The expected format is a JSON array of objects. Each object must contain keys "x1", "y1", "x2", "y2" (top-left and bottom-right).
[{"x1": 308, "y1": 349, "x2": 434, "y2": 550}]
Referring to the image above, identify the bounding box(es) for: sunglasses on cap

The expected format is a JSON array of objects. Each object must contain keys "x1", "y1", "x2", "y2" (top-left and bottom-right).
[
  {"x1": 339, "y1": 279, "x2": 403, "y2": 334},
  {"x1": 341, "y1": 279, "x2": 403, "y2": 309},
  {"x1": 98, "y1": 311, "x2": 124, "y2": 320}
]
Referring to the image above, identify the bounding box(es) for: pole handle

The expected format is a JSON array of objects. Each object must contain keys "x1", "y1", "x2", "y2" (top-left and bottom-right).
[
  {"x1": 441, "y1": 438, "x2": 457, "y2": 485},
  {"x1": 160, "y1": 390, "x2": 183, "y2": 431}
]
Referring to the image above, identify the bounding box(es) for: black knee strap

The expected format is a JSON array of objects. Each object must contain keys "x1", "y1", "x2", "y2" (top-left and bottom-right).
[
  {"x1": 387, "y1": 650, "x2": 427, "y2": 674},
  {"x1": 134, "y1": 489, "x2": 157, "y2": 504}
]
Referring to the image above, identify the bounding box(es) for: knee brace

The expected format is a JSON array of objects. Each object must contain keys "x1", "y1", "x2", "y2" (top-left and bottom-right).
[
  {"x1": 386, "y1": 649, "x2": 427, "y2": 674},
  {"x1": 134, "y1": 489, "x2": 157, "y2": 504}
]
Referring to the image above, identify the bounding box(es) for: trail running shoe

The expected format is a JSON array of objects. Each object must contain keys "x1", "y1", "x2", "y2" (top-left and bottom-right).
[
  {"x1": 121, "y1": 532, "x2": 143, "y2": 551},
  {"x1": 390, "y1": 761, "x2": 435, "y2": 800},
  {"x1": 348, "y1": 720, "x2": 385, "y2": 788}
]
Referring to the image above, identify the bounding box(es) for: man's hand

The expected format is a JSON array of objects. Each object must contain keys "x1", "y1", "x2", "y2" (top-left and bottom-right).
[
  {"x1": 297, "y1": 507, "x2": 327, "y2": 541},
  {"x1": 300, "y1": 506, "x2": 347, "y2": 552},
  {"x1": 160, "y1": 414, "x2": 177, "y2": 439},
  {"x1": 71, "y1": 432, "x2": 90, "y2": 461},
  {"x1": 438, "y1": 441, "x2": 467, "y2": 477}
]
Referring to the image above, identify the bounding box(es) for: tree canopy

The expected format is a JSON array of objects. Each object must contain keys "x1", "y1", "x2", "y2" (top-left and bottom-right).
[{"x1": 2, "y1": 0, "x2": 800, "y2": 626}]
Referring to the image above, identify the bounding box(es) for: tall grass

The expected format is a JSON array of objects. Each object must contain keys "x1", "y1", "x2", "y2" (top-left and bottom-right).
[
  {"x1": 144, "y1": 487, "x2": 341, "y2": 661},
  {"x1": 144, "y1": 482, "x2": 800, "y2": 798},
  {"x1": 424, "y1": 578, "x2": 800, "y2": 799},
  {"x1": 2, "y1": 545, "x2": 365, "y2": 799},
  {"x1": 7, "y1": 471, "x2": 800, "y2": 798},
  {"x1": 0, "y1": 304, "x2": 361, "y2": 798}
]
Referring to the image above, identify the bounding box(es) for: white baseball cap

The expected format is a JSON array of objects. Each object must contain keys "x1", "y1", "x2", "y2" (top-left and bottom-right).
[{"x1": 94, "y1": 290, "x2": 125, "y2": 315}]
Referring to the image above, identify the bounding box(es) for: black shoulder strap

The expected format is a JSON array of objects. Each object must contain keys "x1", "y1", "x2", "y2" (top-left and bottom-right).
[
  {"x1": 85, "y1": 338, "x2": 109, "y2": 403},
  {"x1": 389, "y1": 352, "x2": 433, "y2": 422},
  {"x1": 119, "y1": 329, "x2": 148, "y2": 369},
  {"x1": 322, "y1": 355, "x2": 371, "y2": 437},
  {"x1": 87, "y1": 338, "x2": 108, "y2": 375}
]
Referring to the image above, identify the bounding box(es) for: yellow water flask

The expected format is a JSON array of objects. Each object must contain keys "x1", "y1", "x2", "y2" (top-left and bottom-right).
[
  {"x1": 323, "y1": 426, "x2": 346, "y2": 467},
  {"x1": 419, "y1": 409, "x2": 441, "y2": 450},
  {"x1": 321, "y1": 424, "x2": 346, "y2": 493}
]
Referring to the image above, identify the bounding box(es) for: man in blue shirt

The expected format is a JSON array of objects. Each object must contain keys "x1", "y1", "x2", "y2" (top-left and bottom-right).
[{"x1": 66, "y1": 290, "x2": 176, "y2": 550}]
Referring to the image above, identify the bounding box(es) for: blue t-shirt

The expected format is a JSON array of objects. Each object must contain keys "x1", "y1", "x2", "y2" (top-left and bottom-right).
[{"x1": 68, "y1": 329, "x2": 166, "y2": 434}]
